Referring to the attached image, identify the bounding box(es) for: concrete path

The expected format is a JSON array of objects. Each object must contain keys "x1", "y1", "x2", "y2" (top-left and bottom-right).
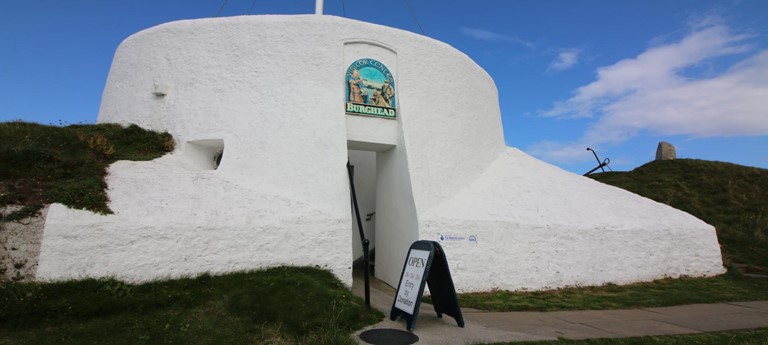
[{"x1": 351, "y1": 276, "x2": 768, "y2": 344}]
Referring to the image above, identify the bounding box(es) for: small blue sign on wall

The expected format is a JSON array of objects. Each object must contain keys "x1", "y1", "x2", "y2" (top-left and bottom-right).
[{"x1": 345, "y1": 58, "x2": 397, "y2": 119}]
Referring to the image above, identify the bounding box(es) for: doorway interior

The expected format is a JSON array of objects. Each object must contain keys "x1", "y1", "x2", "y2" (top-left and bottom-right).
[{"x1": 349, "y1": 149, "x2": 377, "y2": 278}]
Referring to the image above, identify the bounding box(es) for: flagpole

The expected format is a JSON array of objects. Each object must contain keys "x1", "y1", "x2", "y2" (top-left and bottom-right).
[{"x1": 315, "y1": 0, "x2": 323, "y2": 15}]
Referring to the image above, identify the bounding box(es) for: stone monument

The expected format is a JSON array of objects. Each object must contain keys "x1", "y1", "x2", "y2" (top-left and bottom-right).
[{"x1": 656, "y1": 141, "x2": 677, "y2": 160}]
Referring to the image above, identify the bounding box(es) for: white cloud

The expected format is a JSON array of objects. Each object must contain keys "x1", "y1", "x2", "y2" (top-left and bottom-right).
[
  {"x1": 547, "y1": 49, "x2": 581, "y2": 72},
  {"x1": 526, "y1": 141, "x2": 590, "y2": 164},
  {"x1": 538, "y1": 21, "x2": 768, "y2": 157},
  {"x1": 460, "y1": 27, "x2": 534, "y2": 48}
]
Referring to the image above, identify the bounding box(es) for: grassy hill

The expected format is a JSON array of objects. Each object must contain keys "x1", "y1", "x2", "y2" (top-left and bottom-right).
[
  {"x1": 589, "y1": 159, "x2": 768, "y2": 268},
  {"x1": 0, "y1": 121, "x2": 174, "y2": 221}
]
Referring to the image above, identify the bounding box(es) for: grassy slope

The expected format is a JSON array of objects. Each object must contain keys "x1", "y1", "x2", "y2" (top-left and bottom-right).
[
  {"x1": 589, "y1": 159, "x2": 768, "y2": 267},
  {"x1": 0, "y1": 267, "x2": 383, "y2": 345},
  {"x1": 0, "y1": 121, "x2": 174, "y2": 220}
]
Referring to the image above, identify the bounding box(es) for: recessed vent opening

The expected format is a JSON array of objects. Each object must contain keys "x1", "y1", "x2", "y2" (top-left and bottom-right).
[
  {"x1": 213, "y1": 150, "x2": 224, "y2": 169},
  {"x1": 186, "y1": 139, "x2": 225, "y2": 170}
]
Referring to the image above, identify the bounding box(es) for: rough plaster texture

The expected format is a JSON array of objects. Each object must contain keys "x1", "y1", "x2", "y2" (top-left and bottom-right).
[
  {"x1": 39, "y1": 155, "x2": 350, "y2": 283},
  {"x1": 1, "y1": 206, "x2": 47, "y2": 282},
  {"x1": 37, "y1": 15, "x2": 725, "y2": 290},
  {"x1": 420, "y1": 148, "x2": 725, "y2": 292}
]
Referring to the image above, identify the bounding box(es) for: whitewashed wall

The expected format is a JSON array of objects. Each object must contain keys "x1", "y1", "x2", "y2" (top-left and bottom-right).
[
  {"x1": 39, "y1": 15, "x2": 362, "y2": 284},
  {"x1": 419, "y1": 148, "x2": 725, "y2": 292},
  {"x1": 37, "y1": 15, "x2": 725, "y2": 290}
]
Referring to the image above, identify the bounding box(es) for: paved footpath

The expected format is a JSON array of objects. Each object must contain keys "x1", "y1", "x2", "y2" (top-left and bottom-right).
[{"x1": 352, "y1": 277, "x2": 768, "y2": 345}]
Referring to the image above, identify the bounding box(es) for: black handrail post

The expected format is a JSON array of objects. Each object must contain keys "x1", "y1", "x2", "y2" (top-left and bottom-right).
[
  {"x1": 347, "y1": 160, "x2": 370, "y2": 309},
  {"x1": 362, "y1": 238, "x2": 370, "y2": 308}
]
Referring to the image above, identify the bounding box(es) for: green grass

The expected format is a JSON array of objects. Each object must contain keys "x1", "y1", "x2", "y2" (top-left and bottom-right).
[
  {"x1": 589, "y1": 159, "x2": 768, "y2": 268},
  {"x1": 485, "y1": 328, "x2": 768, "y2": 345},
  {"x1": 0, "y1": 121, "x2": 174, "y2": 220},
  {"x1": 457, "y1": 270, "x2": 768, "y2": 312},
  {"x1": 0, "y1": 266, "x2": 383, "y2": 345}
]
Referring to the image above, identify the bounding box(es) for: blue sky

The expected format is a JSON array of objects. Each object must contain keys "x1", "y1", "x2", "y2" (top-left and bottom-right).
[{"x1": 2, "y1": 0, "x2": 767, "y2": 174}]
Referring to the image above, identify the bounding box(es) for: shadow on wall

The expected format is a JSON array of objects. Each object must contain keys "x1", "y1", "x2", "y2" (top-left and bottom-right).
[{"x1": 184, "y1": 139, "x2": 225, "y2": 170}]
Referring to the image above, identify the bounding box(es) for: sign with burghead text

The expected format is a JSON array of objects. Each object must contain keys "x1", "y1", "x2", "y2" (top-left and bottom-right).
[{"x1": 345, "y1": 58, "x2": 397, "y2": 119}]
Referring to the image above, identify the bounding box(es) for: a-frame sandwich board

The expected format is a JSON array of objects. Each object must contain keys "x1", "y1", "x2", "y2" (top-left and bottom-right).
[{"x1": 390, "y1": 240, "x2": 464, "y2": 331}]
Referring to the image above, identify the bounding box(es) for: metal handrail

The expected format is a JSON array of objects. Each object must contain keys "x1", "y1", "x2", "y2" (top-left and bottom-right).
[{"x1": 347, "y1": 160, "x2": 371, "y2": 309}]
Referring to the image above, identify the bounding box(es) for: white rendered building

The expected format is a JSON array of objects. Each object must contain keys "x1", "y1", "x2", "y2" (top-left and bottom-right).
[{"x1": 37, "y1": 15, "x2": 725, "y2": 291}]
